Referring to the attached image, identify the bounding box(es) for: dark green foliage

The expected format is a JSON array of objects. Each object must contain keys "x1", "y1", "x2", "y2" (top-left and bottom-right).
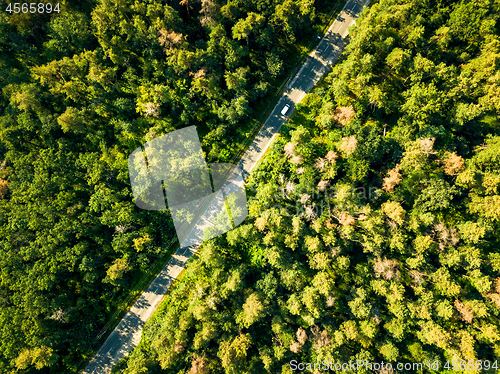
[
  {"x1": 0, "y1": 0, "x2": 332, "y2": 372},
  {"x1": 118, "y1": 0, "x2": 500, "y2": 373}
]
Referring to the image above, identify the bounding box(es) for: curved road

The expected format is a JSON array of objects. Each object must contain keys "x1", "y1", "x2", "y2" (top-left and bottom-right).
[{"x1": 82, "y1": 0, "x2": 369, "y2": 372}]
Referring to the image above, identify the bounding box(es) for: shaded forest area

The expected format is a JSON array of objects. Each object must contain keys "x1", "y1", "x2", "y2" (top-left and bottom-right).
[
  {"x1": 0, "y1": 0, "x2": 337, "y2": 372},
  {"x1": 117, "y1": 0, "x2": 500, "y2": 373}
]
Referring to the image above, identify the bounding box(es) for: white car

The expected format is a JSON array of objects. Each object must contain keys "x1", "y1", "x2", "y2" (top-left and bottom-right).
[{"x1": 281, "y1": 104, "x2": 291, "y2": 115}]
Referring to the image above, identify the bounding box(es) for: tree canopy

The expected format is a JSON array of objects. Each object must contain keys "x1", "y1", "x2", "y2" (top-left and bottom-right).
[
  {"x1": 117, "y1": 0, "x2": 500, "y2": 373},
  {"x1": 0, "y1": 0, "x2": 330, "y2": 372}
]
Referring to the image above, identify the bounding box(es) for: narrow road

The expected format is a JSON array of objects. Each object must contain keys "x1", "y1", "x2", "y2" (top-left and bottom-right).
[
  {"x1": 82, "y1": 0, "x2": 369, "y2": 372},
  {"x1": 238, "y1": 0, "x2": 369, "y2": 177}
]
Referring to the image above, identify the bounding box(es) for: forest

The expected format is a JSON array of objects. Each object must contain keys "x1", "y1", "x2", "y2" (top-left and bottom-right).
[
  {"x1": 0, "y1": 0, "x2": 336, "y2": 372},
  {"x1": 114, "y1": 0, "x2": 500, "y2": 373}
]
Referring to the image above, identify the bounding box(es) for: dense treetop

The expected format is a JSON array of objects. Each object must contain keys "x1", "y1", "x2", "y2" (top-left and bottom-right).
[
  {"x1": 116, "y1": 0, "x2": 500, "y2": 373},
  {"x1": 0, "y1": 0, "x2": 331, "y2": 372}
]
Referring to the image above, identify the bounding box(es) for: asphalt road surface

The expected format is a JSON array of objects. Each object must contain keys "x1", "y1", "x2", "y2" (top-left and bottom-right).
[{"x1": 82, "y1": 0, "x2": 370, "y2": 372}]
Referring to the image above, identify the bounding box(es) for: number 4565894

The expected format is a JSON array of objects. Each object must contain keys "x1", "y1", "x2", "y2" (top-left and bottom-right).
[{"x1": 5, "y1": 3, "x2": 61, "y2": 14}]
